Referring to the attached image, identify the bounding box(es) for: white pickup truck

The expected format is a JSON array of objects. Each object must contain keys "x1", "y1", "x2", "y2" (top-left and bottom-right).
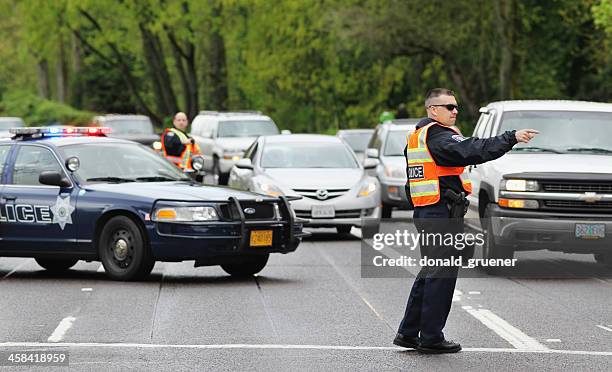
[{"x1": 465, "y1": 100, "x2": 612, "y2": 268}]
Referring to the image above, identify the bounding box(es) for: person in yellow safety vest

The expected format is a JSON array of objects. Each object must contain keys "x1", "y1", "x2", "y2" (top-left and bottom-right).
[
  {"x1": 161, "y1": 112, "x2": 202, "y2": 171},
  {"x1": 394, "y1": 88, "x2": 539, "y2": 355}
]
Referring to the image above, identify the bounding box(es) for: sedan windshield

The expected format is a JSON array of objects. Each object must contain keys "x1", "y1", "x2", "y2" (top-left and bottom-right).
[
  {"x1": 218, "y1": 120, "x2": 279, "y2": 138},
  {"x1": 60, "y1": 143, "x2": 189, "y2": 183},
  {"x1": 341, "y1": 132, "x2": 372, "y2": 153},
  {"x1": 104, "y1": 119, "x2": 154, "y2": 135},
  {"x1": 261, "y1": 142, "x2": 359, "y2": 168},
  {"x1": 499, "y1": 111, "x2": 612, "y2": 153},
  {"x1": 384, "y1": 130, "x2": 410, "y2": 156}
]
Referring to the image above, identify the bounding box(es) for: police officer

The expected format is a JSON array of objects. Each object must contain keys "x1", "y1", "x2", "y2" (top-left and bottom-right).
[
  {"x1": 393, "y1": 88, "x2": 538, "y2": 354},
  {"x1": 161, "y1": 112, "x2": 200, "y2": 170}
]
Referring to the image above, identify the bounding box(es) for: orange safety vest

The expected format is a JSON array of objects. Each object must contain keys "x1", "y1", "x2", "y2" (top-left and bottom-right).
[
  {"x1": 160, "y1": 128, "x2": 201, "y2": 170},
  {"x1": 406, "y1": 122, "x2": 472, "y2": 207}
]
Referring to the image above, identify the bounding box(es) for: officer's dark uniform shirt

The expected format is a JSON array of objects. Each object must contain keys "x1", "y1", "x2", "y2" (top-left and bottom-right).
[
  {"x1": 163, "y1": 128, "x2": 190, "y2": 157},
  {"x1": 404, "y1": 118, "x2": 518, "y2": 199}
]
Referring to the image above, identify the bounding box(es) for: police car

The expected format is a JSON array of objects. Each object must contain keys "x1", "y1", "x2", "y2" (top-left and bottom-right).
[{"x1": 0, "y1": 127, "x2": 306, "y2": 280}]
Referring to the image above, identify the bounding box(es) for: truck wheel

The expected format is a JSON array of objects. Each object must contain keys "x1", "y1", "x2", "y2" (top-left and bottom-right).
[
  {"x1": 337, "y1": 226, "x2": 352, "y2": 234},
  {"x1": 221, "y1": 254, "x2": 269, "y2": 277},
  {"x1": 382, "y1": 204, "x2": 392, "y2": 218},
  {"x1": 35, "y1": 258, "x2": 78, "y2": 272},
  {"x1": 594, "y1": 253, "x2": 612, "y2": 268},
  {"x1": 99, "y1": 216, "x2": 154, "y2": 281},
  {"x1": 483, "y1": 204, "x2": 514, "y2": 274},
  {"x1": 212, "y1": 156, "x2": 221, "y2": 184}
]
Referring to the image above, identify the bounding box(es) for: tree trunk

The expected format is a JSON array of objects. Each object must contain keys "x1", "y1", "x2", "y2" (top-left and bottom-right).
[
  {"x1": 56, "y1": 35, "x2": 68, "y2": 103},
  {"x1": 37, "y1": 59, "x2": 51, "y2": 99},
  {"x1": 495, "y1": 0, "x2": 514, "y2": 100},
  {"x1": 70, "y1": 33, "x2": 84, "y2": 108},
  {"x1": 207, "y1": 1, "x2": 228, "y2": 110}
]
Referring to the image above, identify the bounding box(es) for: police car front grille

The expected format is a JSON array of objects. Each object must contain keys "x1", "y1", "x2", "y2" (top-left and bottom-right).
[
  {"x1": 294, "y1": 209, "x2": 362, "y2": 219},
  {"x1": 293, "y1": 188, "x2": 349, "y2": 201},
  {"x1": 542, "y1": 182, "x2": 612, "y2": 193},
  {"x1": 542, "y1": 200, "x2": 612, "y2": 213},
  {"x1": 219, "y1": 202, "x2": 276, "y2": 220}
]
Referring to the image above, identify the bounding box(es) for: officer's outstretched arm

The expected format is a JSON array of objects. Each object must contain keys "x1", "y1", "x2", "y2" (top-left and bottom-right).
[{"x1": 427, "y1": 129, "x2": 518, "y2": 167}]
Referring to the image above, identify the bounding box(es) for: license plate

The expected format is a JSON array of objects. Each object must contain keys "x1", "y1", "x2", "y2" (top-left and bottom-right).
[
  {"x1": 311, "y1": 205, "x2": 335, "y2": 218},
  {"x1": 250, "y1": 230, "x2": 273, "y2": 247},
  {"x1": 575, "y1": 223, "x2": 605, "y2": 240}
]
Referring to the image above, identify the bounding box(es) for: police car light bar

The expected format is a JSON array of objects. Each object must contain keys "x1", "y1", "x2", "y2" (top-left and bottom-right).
[{"x1": 9, "y1": 127, "x2": 112, "y2": 138}]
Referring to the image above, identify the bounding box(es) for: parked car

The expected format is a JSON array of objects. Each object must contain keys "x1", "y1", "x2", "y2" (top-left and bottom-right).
[
  {"x1": 365, "y1": 122, "x2": 416, "y2": 218},
  {"x1": 466, "y1": 100, "x2": 612, "y2": 270},
  {"x1": 91, "y1": 115, "x2": 160, "y2": 147},
  {"x1": 337, "y1": 129, "x2": 374, "y2": 162},
  {"x1": 0, "y1": 117, "x2": 25, "y2": 137},
  {"x1": 190, "y1": 111, "x2": 280, "y2": 185},
  {"x1": 228, "y1": 134, "x2": 381, "y2": 235}
]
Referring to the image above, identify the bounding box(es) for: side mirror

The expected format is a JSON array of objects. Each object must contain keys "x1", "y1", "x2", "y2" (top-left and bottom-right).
[
  {"x1": 363, "y1": 158, "x2": 379, "y2": 169},
  {"x1": 39, "y1": 171, "x2": 71, "y2": 188},
  {"x1": 65, "y1": 156, "x2": 80, "y2": 172},
  {"x1": 235, "y1": 158, "x2": 254, "y2": 170},
  {"x1": 365, "y1": 148, "x2": 379, "y2": 158},
  {"x1": 281, "y1": 129, "x2": 292, "y2": 135}
]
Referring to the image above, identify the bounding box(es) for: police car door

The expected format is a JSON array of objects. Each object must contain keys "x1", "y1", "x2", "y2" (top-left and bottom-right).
[{"x1": 1, "y1": 144, "x2": 78, "y2": 252}]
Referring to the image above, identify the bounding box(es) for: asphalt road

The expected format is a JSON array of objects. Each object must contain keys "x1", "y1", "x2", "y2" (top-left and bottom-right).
[{"x1": 1, "y1": 212, "x2": 612, "y2": 371}]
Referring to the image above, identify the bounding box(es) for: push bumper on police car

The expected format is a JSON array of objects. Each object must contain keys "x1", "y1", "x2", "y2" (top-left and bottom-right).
[{"x1": 149, "y1": 196, "x2": 309, "y2": 265}]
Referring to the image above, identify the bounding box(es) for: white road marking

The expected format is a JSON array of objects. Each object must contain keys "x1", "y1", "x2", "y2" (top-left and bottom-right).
[
  {"x1": 468, "y1": 291, "x2": 481, "y2": 295},
  {"x1": 463, "y1": 308, "x2": 548, "y2": 351},
  {"x1": 48, "y1": 317, "x2": 76, "y2": 343},
  {"x1": 461, "y1": 306, "x2": 473, "y2": 310},
  {"x1": 2, "y1": 260, "x2": 29, "y2": 279},
  {"x1": 97, "y1": 264, "x2": 105, "y2": 273},
  {"x1": 81, "y1": 288, "x2": 93, "y2": 292},
  {"x1": 546, "y1": 339, "x2": 562, "y2": 343},
  {"x1": 454, "y1": 289, "x2": 463, "y2": 295},
  {"x1": 0, "y1": 342, "x2": 611, "y2": 356},
  {"x1": 596, "y1": 325, "x2": 612, "y2": 332}
]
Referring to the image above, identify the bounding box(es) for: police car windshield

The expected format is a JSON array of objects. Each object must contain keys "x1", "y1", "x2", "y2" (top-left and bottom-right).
[
  {"x1": 341, "y1": 132, "x2": 372, "y2": 152},
  {"x1": 217, "y1": 120, "x2": 279, "y2": 138},
  {"x1": 103, "y1": 119, "x2": 154, "y2": 135},
  {"x1": 59, "y1": 143, "x2": 189, "y2": 183},
  {"x1": 384, "y1": 130, "x2": 409, "y2": 156},
  {"x1": 500, "y1": 111, "x2": 612, "y2": 153},
  {"x1": 261, "y1": 143, "x2": 359, "y2": 168}
]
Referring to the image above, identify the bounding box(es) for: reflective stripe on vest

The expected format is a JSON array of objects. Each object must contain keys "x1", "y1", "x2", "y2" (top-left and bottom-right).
[{"x1": 406, "y1": 122, "x2": 472, "y2": 207}]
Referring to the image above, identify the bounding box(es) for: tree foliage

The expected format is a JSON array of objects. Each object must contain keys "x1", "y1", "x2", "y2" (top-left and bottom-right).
[{"x1": 0, "y1": 0, "x2": 610, "y2": 132}]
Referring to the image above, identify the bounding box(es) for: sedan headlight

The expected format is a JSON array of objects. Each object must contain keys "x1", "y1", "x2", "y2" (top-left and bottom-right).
[
  {"x1": 384, "y1": 164, "x2": 405, "y2": 179},
  {"x1": 152, "y1": 206, "x2": 219, "y2": 222},
  {"x1": 500, "y1": 179, "x2": 539, "y2": 192},
  {"x1": 358, "y1": 180, "x2": 377, "y2": 197},
  {"x1": 252, "y1": 180, "x2": 284, "y2": 197},
  {"x1": 222, "y1": 148, "x2": 243, "y2": 161}
]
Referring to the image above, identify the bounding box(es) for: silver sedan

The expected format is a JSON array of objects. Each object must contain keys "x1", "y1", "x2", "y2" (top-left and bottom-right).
[{"x1": 228, "y1": 134, "x2": 381, "y2": 235}]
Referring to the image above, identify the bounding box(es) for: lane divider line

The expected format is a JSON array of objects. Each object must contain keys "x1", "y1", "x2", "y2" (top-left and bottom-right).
[
  {"x1": 463, "y1": 308, "x2": 548, "y2": 351},
  {"x1": 48, "y1": 317, "x2": 76, "y2": 343},
  {"x1": 596, "y1": 325, "x2": 612, "y2": 332},
  {"x1": 0, "y1": 342, "x2": 611, "y2": 356}
]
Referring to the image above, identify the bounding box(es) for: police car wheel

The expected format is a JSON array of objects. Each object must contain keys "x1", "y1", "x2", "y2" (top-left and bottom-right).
[
  {"x1": 221, "y1": 254, "x2": 269, "y2": 277},
  {"x1": 99, "y1": 216, "x2": 154, "y2": 281},
  {"x1": 35, "y1": 258, "x2": 78, "y2": 272}
]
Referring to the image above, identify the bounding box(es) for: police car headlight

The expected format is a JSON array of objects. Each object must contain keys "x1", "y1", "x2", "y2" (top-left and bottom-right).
[
  {"x1": 252, "y1": 180, "x2": 284, "y2": 197},
  {"x1": 500, "y1": 179, "x2": 539, "y2": 192},
  {"x1": 384, "y1": 164, "x2": 405, "y2": 179},
  {"x1": 358, "y1": 180, "x2": 377, "y2": 197},
  {"x1": 191, "y1": 155, "x2": 204, "y2": 171},
  {"x1": 153, "y1": 206, "x2": 219, "y2": 222}
]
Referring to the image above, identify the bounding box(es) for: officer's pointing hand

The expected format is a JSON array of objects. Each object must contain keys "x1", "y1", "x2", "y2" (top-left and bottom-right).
[{"x1": 515, "y1": 129, "x2": 539, "y2": 143}]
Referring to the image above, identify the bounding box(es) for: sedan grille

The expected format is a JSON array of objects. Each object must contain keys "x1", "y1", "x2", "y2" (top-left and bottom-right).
[
  {"x1": 219, "y1": 201, "x2": 276, "y2": 220},
  {"x1": 293, "y1": 188, "x2": 350, "y2": 201}
]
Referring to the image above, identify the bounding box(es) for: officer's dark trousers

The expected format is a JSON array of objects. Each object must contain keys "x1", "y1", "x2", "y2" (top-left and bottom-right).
[{"x1": 398, "y1": 201, "x2": 462, "y2": 343}]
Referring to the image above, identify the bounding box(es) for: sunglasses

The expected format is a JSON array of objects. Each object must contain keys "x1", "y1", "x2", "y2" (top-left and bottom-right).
[{"x1": 429, "y1": 104, "x2": 459, "y2": 111}]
